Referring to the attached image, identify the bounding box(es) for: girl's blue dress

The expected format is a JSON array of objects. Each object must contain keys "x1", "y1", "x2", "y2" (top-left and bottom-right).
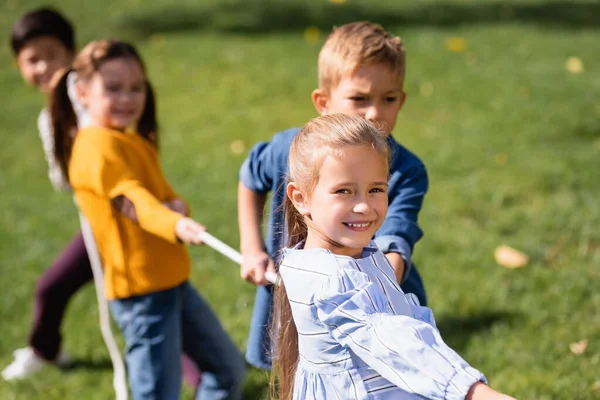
[{"x1": 279, "y1": 242, "x2": 486, "y2": 399}]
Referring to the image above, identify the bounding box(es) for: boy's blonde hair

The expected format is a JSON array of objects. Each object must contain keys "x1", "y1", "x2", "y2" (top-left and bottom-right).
[{"x1": 318, "y1": 21, "x2": 406, "y2": 92}]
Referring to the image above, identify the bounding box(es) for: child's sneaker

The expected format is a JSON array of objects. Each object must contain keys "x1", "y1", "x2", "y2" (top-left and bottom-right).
[{"x1": 2, "y1": 347, "x2": 73, "y2": 381}]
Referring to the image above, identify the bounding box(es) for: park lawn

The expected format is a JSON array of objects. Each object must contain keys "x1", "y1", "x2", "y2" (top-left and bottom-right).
[{"x1": 0, "y1": 0, "x2": 598, "y2": 398}]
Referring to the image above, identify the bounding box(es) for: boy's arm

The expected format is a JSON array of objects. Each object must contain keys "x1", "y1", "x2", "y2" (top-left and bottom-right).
[
  {"x1": 384, "y1": 253, "x2": 406, "y2": 285},
  {"x1": 238, "y1": 139, "x2": 277, "y2": 285},
  {"x1": 375, "y1": 162, "x2": 428, "y2": 284},
  {"x1": 238, "y1": 182, "x2": 274, "y2": 285}
]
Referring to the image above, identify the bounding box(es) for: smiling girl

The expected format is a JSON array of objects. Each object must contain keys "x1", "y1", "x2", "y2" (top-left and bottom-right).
[
  {"x1": 273, "y1": 113, "x2": 514, "y2": 400},
  {"x1": 49, "y1": 40, "x2": 245, "y2": 400}
]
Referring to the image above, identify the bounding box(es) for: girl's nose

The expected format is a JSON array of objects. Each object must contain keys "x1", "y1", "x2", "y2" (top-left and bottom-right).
[{"x1": 353, "y1": 199, "x2": 370, "y2": 214}]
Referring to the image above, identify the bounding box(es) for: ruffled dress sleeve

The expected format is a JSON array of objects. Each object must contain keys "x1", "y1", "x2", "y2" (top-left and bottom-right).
[{"x1": 315, "y1": 267, "x2": 486, "y2": 400}]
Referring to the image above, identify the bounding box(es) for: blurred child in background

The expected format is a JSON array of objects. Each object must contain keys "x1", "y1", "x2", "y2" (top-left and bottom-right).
[
  {"x1": 3, "y1": 8, "x2": 92, "y2": 380},
  {"x1": 50, "y1": 40, "x2": 246, "y2": 399}
]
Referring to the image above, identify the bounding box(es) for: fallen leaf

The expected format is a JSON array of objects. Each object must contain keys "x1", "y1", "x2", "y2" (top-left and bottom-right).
[
  {"x1": 494, "y1": 245, "x2": 529, "y2": 268},
  {"x1": 420, "y1": 82, "x2": 434, "y2": 97},
  {"x1": 495, "y1": 153, "x2": 508, "y2": 166},
  {"x1": 569, "y1": 339, "x2": 588, "y2": 355},
  {"x1": 304, "y1": 26, "x2": 320, "y2": 44},
  {"x1": 230, "y1": 140, "x2": 245, "y2": 155},
  {"x1": 445, "y1": 37, "x2": 467, "y2": 53},
  {"x1": 465, "y1": 52, "x2": 478, "y2": 65},
  {"x1": 329, "y1": 0, "x2": 347, "y2": 3},
  {"x1": 592, "y1": 380, "x2": 600, "y2": 392},
  {"x1": 565, "y1": 56, "x2": 584, "y2": 74}
]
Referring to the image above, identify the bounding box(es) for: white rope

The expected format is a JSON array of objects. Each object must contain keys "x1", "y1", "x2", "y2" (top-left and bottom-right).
[
  {"x1": 197, "y1": 231, "x2": 278, "y2": 285},
  {"x1": 79, "y1": 213, "x2": 128, "y2": 400}
]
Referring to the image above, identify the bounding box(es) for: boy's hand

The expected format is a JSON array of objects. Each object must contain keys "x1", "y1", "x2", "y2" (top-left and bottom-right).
[
  {"x1": 241, "y1": 251, "x2": 275, "y2": 286},
  {"x1": 164, "y1": 198, "x2": 189, "y2": 216},
  {"x1": 175, "y1": 218, "x2": 206, "y2": 245},
  {"x1": 384, "y1": 252, "x2": 406, "y2": 285}
]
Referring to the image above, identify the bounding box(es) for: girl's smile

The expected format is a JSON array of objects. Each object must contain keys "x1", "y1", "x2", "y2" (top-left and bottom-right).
[
  {"x1": 78, "y1": 58, "x2": 147, "y2": 132},
  {"x1": 290, "y1": 145, "x2": 389, "y2": 258}
]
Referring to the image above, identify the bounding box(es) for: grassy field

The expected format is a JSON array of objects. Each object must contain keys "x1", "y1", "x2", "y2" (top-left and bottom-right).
[{"x1": 1, "y1": 0, "x2": 599, "y2": 398}]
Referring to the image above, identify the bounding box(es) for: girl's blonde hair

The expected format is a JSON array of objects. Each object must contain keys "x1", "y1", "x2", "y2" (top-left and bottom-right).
[
  {"x1": 49, "y1": 40, "x2": 157, "y2": 181},
  {"x1": 271, "y1": 113, "x2": 390, "y2": 400}
]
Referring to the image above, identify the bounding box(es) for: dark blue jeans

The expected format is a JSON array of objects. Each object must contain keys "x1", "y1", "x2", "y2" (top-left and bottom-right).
[
  {"x1": 110, "y1": 282, "x2": 246, "y2": 400},
  {"x1": 245, "y1": 266, "x2": 427, "y2": 370}
]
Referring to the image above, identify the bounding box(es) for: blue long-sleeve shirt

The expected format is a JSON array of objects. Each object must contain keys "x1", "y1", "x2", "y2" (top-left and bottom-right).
[{"x1": 239, "y1": 127, "x2": 428, "y2": 283}]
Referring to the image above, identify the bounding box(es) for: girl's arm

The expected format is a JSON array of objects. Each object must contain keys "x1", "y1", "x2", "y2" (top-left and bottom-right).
[
  {"x1": 315, "y1": 268, "x2": 513, "y2": 399},
  {"x1": 70, "y1": 131, "x2": 185, "y2": 244},
  {"x1": 467, "y1": 382, "x2": 516, "y2": 400}
]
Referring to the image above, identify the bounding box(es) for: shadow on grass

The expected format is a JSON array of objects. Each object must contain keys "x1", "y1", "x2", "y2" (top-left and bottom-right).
[
  {"x1": 118, "y1": 1, "x2": 600, "y2": 39},
  {"x1": 435, "y1": 310, "x2": 520, "y2": 352},
  {"x1": 62, "y1": 358, "x2": 114, "y2": 371},
  {"x1": 243, "y1": 366, "x2": 271, "y2": 400}
]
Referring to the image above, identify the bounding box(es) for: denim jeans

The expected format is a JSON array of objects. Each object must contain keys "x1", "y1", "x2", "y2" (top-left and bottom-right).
[
  {"x1": 110, "y1": 282, "x2": 246, "y2": 400},
  {"x1": 245, "y1": 267, "x2": 427, "y2": 370}
]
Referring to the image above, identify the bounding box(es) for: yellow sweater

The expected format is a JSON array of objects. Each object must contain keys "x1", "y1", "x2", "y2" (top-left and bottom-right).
[{"x1": 69, "y1": 127, "x2": 190, "y2": 300}]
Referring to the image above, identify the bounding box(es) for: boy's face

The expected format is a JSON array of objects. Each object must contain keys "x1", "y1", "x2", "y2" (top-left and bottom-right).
[
  {"x1": 312, "y1": 63, "x2": 406, "y2": 134},
  {"x1": 16, "y1": 36, "x2": 73, "y2": 93}
]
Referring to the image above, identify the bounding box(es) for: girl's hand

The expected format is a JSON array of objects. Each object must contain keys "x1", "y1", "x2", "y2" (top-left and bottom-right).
[
  {"x1": 175, "y1": 218, "x2": 206, "y2": 245},
  {"x1": 163, "y1": 198, "x2": 189, "y2": 216},
  {"x1": 466, "y1": 382, "x2": 517, "y2": 400}
]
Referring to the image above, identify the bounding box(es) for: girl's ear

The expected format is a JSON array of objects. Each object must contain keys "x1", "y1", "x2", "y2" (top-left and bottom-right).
[
  {"x1": 75, "y1": 80, "x2": 88, "y2": 107},
  {"x1": 287, "y1": 182, "x2": 311, "y2": 216}
]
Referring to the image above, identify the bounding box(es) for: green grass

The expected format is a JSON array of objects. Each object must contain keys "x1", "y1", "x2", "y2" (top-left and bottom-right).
[{"x1": 1, "y1": 0, "x2": 599, "y2": 398}]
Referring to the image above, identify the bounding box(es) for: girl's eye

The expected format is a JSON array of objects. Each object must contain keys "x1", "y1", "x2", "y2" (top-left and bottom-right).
[
  {"x1": 132, "y1": 85, "x2": 145, "y2": 93},
  {"x1": 105, "y1": 85, "x2": 120, "y2": 92},
  {"x1": 384, "y1": 97, "x2": 398, "y2": 103},
  {"x1": 335, "y1": 189, "x2": 351, "y2": 194},
  {"x1": 370, "y1": 187, "x2": 386, "y2": 193}
]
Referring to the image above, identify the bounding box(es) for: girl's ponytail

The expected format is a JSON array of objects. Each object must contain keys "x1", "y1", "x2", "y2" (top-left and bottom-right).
[
  {"x1": 270, "y1": 196, "x2": 305, "y2": 400},
  {"x1": 49, "y1": 68, "x2": 77, "y2": 182}
]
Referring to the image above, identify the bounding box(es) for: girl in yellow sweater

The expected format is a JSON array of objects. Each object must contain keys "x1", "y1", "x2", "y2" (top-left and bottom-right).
[{"x1": 49, "y1": 40, "x2": 245, "y2": 400}]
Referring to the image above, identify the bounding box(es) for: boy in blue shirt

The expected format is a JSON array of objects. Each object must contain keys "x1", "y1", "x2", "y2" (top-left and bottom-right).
[{"x1": 238, "y1": 21, "x2": 428, "y2": 370}]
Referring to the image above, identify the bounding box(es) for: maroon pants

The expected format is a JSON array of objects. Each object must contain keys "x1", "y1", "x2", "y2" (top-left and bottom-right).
[{"x1": 27, "y1": 231, "x2": 201, "y2": 386}]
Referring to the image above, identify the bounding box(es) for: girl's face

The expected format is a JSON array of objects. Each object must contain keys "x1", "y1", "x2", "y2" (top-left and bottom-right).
[
  {"x1": 79, "y1": 58, "x2": 146, "y2": 131},
  {"x1": 289, "y1": 146, "x2": 389, "y2": 258}
]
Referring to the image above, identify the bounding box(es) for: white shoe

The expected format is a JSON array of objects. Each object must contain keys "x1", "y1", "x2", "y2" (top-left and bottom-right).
[{"x1": 2, "y1": 347, "x2": 73, "y2": 381}]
